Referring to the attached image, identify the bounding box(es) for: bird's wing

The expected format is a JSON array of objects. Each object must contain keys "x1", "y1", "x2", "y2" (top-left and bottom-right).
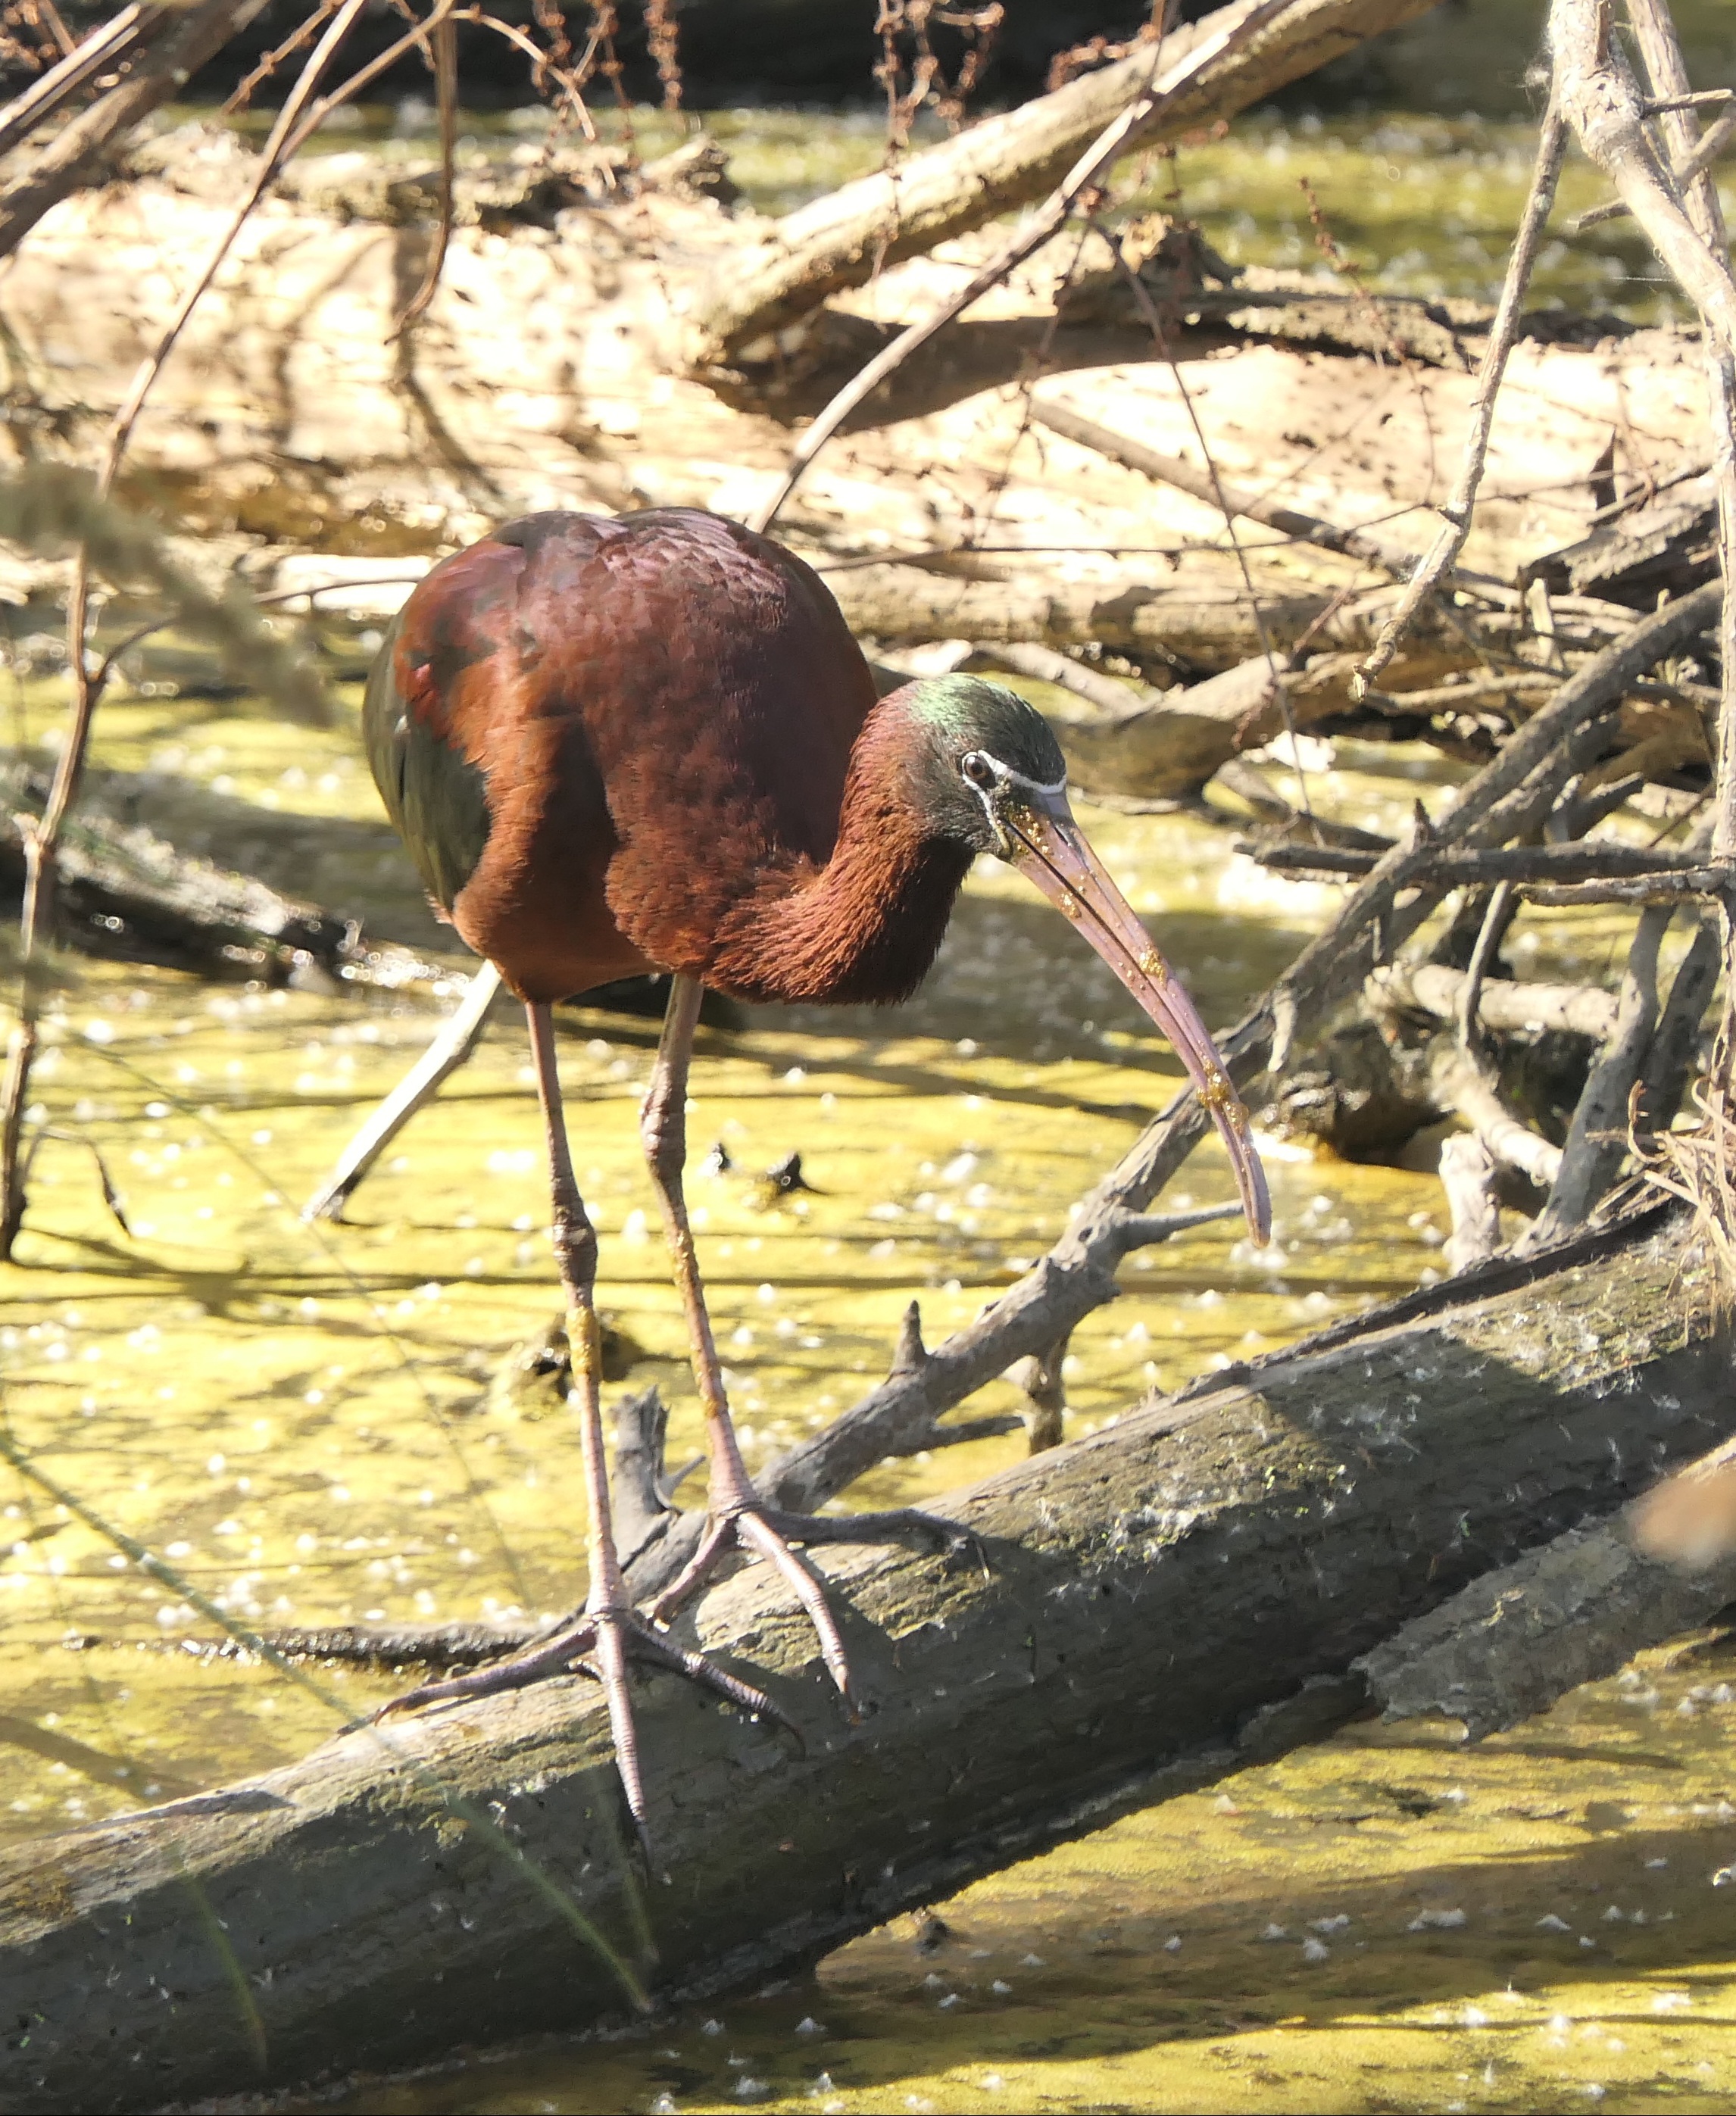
[
  {"x1": 551, "y1": 511, "x2": 875, "y2": 969},
  {"x1": 363, "y1": 575, "x2": 499, "y2": 916}
]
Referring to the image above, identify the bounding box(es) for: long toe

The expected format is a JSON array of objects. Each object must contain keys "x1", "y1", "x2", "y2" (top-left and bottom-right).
[{"x1": 367, "y1": 1599, "x2": 795, "y2": 1846}]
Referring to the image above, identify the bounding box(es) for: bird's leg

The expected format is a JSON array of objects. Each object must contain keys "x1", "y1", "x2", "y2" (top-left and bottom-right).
[
  {"x1": 377, "y1": 999, "x2": 787, "y2": 1851},
  {"x1": 640, "y1": 975, "x2": 963, "y2": 1706}
]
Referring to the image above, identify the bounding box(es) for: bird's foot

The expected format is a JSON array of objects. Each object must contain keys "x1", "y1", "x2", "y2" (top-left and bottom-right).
[
  {"x1": 372, "y1": 1601, "x2": 790, "y2": 1855},
  {"x1": 649, "y1": 1500, "x2": 979, "y2": 1712}
]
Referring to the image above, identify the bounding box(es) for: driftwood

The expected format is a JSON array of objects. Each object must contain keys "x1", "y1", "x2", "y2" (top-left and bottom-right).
[
  {"x1": 679, "y1": 0, "x2": 1444, "y2": 373},
  {"x1": 1363, "y1": 1431, "x2": 1736, "y2": 1739},
  {"x1": 824, "y1": 560, "x2": 1397, "y2": 669},
  {"x1": 0, "y1": 1209, "x2": 1725, "y2": 2113}
]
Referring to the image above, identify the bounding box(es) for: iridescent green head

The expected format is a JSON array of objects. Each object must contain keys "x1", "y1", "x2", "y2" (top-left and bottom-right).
[{"x1": 896, "y1": 673, "x2": 1069, "y2": 856}]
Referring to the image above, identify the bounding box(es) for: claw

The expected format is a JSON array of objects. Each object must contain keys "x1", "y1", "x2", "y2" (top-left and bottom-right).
[
  {"x1": 370, "y1": 1601, "x2": 788, "y2": 1846},
  {"x1": 645, "y1": 1501, "x2": 976, "y2": 1717}
]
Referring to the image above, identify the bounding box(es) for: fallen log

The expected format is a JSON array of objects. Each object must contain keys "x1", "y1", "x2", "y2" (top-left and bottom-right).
[
  {"x1": 1363, "y1": 1431, "x2": 1736, "y2": 1739},
  {"x1": 828, "y1": 560, "x2": 1366, "y2": 670},
  {"x1": 0, "y1": 1208, "x2": 1725, "y2": 2112},
  {"x1": 679, "y1": 0, "x2": 1445, "y2": 372},
  {"x1": 1029, "y1": 641, "x2": 1465, "y2": 798}
]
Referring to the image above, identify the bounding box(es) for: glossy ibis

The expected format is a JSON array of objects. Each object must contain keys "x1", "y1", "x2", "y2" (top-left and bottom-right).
[{"x1": 363, "y1": 507, "x2": 1269, "y2": 1837}]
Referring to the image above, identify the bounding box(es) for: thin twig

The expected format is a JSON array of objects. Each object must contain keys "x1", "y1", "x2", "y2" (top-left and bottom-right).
[
  {"x1": 391, "y1": 8, "x2": 457, "y2": 338},
  {"x1": 1354, "y1": 103, "x2": 1568, "y2": 694},
  {"x1": 1572, "y1": 103, "x2": 1736, "y2": 229},
  {"x1": 0, "y1": 1, "x2": 158, "y2": 163}
]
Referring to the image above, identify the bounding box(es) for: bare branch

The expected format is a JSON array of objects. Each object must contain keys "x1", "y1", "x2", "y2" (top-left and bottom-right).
[
  {"x1": 1430, "y1": 1046, "x2": 1565, "y2": 1190},
  {"x1": 1522, "y1": 899, "x2": 1669, "y2": 1247},
  {"x1": 1572, "y1": 103, "x2": 1736, "y2": 229},
  {"x1": 1552, "y1": 0, "x2": 1736, "y2": 360},
  {"x1": 1032, "y1": 395, "x2": 1424, "y2": 577},
  {"x1": 0, "y1": 2, "x2": 163, "y2": 164},
  {"x1": 1354, "y1": 105, "x2": 1568, "y2": 691},
  {"x1": 0, "y1": 0, "x2": 272, "y2": 264},
  {"x1": 1369, "y1": 960, "x2": 1622, "y2": 1040}
]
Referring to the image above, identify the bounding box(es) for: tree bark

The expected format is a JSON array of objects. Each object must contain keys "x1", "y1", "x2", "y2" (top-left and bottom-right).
[
  {"x1": 0, "y1": 1210, "x2": 1726, "y2": 2112},
  {"x1": 827, "y1": 562, "x2": 1410, "y2": 670},
  {"x1": 680, "y1": 0, "x2": 1447, "y2": 371},
  {"x1": 1362, "y1": 1431, "x2": 1736, "y2": 1739}
]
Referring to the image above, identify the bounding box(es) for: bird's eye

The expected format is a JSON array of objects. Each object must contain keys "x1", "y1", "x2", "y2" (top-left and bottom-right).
[{"x1": 960, "y1": 751, "x2": 997, "y2": 791}]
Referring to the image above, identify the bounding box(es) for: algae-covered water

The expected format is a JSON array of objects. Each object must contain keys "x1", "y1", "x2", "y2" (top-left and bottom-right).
[
  {"x1": 9, "y1": 7, "x2": 1736, "y2": 2098},
  {"x1": 4, "y1": 668, "x2": 1731, "y2": 2112}
]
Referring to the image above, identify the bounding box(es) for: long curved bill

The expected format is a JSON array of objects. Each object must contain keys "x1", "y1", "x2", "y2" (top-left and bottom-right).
[{"x1": 1004, "y1": 789, "x2": 1271, "y2": 1244}]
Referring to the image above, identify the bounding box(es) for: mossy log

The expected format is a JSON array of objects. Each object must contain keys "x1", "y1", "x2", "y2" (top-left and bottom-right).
[{"x1": 1, "y1": 1213, "x2": 1727, "y2": 2111}]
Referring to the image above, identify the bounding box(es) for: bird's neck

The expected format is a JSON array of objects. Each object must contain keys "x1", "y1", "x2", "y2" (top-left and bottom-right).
[{"x1": 705, "y1": 704, "x2": 973, "y2": 1007}]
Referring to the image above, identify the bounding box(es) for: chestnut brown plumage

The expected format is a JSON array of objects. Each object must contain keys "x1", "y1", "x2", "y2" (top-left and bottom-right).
[{"x1": 364, "y1": 506, "x2": 1269, "y2": 1845}]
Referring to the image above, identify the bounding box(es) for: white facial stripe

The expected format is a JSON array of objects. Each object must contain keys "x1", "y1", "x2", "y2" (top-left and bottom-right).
[
  {"x1": 960, "y1": 749, "x2": 1069, "y2": 848},
  {"x1": 960, "y1": 751, "x2": 1067, "y2": 801}
]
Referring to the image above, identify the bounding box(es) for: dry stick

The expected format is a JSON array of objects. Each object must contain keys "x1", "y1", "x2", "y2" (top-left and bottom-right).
[
  {"x1": 1030, "y1": 396, "x2": 1422, "y2": 576},
  {"x1": 0, "y1": 1, "x2": 161, "y2": 163},
  {"x1": 1572, "y1": 103, "x2": 1736, "y2": 229},
  {"x1": 1248, "y1": 841, "x2": 1718, "y2": 882},
  {"x1": 457, "y1": 9, "x2": 601, "y2": 146},
  {"x1": 744, "y1": 0, "x2": 1288, "y2": 538},
  {"x1": 0, "y1": 0, "x2": 273, "y2": 264},
  {"x1": 1369, "y1": 960, "x2": 1621, "y2": 1040},
  {"x1": 1525, "y1": 869, "x2": 1731, "y2": 905},
  {"x1": 1616, "y1": 0, "x2": 1736, "y2": 873},
  {"x1": 222, "y1": 0, "x2": 343, "y2": 115},
  {"x1": 1553, "y1": 0, "x2": 1736, "y2": 361},
  {"x1": 1354, "y1": 105, "x2": 1569, "y2": 696},
  {"x1": 1522, "y1": 899, "x2": 1672, "y2": 1249},
  {"x1": 1430, "y1": 1047, "x2": 1564, "y2": 1191},
  {"x1": 1453, "y1": 876, "x2": 1516, "y2": 1059},
  {"x1": 392, "y1": 8, "x2": 457, "y2": 339}
]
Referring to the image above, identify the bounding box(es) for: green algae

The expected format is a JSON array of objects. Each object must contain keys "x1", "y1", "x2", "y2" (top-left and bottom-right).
[{"x1": 1, "y1": 666, "x2": 1728, "y2": 2113}]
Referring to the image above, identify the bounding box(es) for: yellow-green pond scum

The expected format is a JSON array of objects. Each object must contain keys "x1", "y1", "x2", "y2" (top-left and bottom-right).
[{"x1": 0, "y1": 663, "x2": 1731, "y2": 2110}]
